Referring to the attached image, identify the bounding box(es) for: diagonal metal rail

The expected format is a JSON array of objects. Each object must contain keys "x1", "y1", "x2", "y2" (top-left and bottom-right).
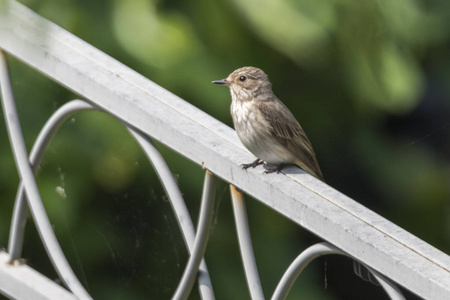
[{"x1": 1, "y1": 0, "x2": 450, "y2": 299}]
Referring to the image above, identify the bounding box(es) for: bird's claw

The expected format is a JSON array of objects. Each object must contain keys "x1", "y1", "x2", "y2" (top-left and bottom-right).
[
  {"x1": 242, "y1": 159, "x2": 263, "y2": 170},
  {"x1": 263, "y1": 164, "x2": 285, "y2": 174},
  {"x1": 241, "y1": 160, "x2": 286, "y2": 174}
]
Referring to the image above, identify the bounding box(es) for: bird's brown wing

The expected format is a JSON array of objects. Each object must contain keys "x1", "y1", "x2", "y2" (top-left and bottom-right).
[{"x1": 258, "y1": 100, "x2": 324, "y2": 180}]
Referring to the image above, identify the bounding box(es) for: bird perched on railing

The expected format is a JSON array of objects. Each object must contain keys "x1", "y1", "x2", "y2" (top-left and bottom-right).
[
  {"x1": 213, "y1": 66, "x2": 379, "y2": 286},
  {"x1": 212, "y1": 66, "x2": 323, "y2": 180}
]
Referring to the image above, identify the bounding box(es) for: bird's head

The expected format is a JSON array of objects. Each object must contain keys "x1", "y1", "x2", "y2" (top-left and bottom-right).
[{"x1": 212, "y1": 66, "x2": 272, "y2": 101}]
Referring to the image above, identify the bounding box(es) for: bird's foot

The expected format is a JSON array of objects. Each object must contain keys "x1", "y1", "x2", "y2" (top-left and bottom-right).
[
  {"x1": 264, "y1": 164, "x2": 285, "y2": 174},
  {"x1": 242, "y1": 159, "x2": 264, "y2": 170}
]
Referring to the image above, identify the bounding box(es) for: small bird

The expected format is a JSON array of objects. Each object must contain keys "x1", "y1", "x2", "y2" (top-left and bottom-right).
[{"x1": 212, "y1": 66, "x2": 324, "y2": 181}]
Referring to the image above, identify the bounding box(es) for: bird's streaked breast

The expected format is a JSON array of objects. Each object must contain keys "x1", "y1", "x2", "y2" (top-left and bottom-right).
[{"x1": 230, "y1": 99, "x2": 296, "y2": 165}]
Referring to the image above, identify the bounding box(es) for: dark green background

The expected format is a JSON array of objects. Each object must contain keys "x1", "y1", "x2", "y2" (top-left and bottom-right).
[{"x1": 1, "y1": 0, "x2": 450, "y2": 299}]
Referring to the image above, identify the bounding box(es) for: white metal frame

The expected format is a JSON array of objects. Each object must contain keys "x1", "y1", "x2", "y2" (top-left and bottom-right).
[{"x1": 1, "y1": 0, "x2": 450, "y2": 299}]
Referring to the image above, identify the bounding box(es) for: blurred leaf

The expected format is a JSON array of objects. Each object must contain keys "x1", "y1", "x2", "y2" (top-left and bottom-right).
[
  {"x1": 229, "y1": 0, "x2": 334, "y2": 66},
  {"x1": 112, "y1": 0, "x2": 202, "y2": 68},
  {"x1": 348, "y1": 42, "x2": 423, "y2": 113}
]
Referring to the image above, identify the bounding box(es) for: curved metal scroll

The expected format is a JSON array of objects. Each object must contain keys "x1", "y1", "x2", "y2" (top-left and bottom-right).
[
  {"x1": 129, "y1": 130, "x2": 216, "y2": 299},
  {"x1": 0, "y1": 51, "x2": 92, "y2": 299},
  {"x1": 2, "y1": 92, "x2": 215, "y2": 298},
  {"x1": 272, "y1": 242, "x2": 405, "y2": 300},
  {"x1": 8, "y1": 100, "x2": 94, "y2": 260}
]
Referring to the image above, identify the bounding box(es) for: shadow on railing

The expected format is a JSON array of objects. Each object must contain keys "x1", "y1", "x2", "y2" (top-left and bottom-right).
[{"x1": 1, "y1": 0, "x2": 450, "y2": 299}]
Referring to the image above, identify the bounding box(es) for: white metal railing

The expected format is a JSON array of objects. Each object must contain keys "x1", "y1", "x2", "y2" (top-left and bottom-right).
[{"x1": 1, "y1": 0, "x2": 450, "y2": 299}]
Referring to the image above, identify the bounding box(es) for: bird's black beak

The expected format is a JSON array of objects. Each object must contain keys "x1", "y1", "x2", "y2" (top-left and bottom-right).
[{"x1": 212, "y1": 79, "x2": 231, "y2": 86}]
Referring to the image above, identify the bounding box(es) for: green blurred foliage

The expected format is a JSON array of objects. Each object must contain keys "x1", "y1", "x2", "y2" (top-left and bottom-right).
[{"x1": 1, "y1": 0, "x2": 450, "y2": 299}]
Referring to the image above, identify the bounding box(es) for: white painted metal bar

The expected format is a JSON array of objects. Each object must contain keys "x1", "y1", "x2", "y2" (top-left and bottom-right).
[
  {"x1": 0, "y1": 251, "x2": 78, "y2": 300},
  {"x1": 172, "y1": 170, "x2": 217, "y2": 300},
  {"x1": 1, "y1": 1, "x2": 450, "y2": 298},
  {"x1": 0, "y1": 50, "x2": 92, "y2": 299},
  {"x1": 271, "y1": 242, "x2": 405, "y2": 300},
  {"x1": 230, "y1": 185, "x2": 265, "y2": 300}
]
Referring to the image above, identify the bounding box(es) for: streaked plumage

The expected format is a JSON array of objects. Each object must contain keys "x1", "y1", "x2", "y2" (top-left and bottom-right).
[{"x1": 213, "y1": 66, "x2": 323, "y2": 181}]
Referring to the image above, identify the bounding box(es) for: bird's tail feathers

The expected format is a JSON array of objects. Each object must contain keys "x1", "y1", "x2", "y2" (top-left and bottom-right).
[{"x1": 294, "y1": 159, "x2": 324, "y2": 181}]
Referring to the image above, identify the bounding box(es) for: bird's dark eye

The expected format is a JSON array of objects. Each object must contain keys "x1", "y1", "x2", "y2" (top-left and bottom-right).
[{"x1": 239, "y1": 76, "x2": 247, "y2": 82}]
